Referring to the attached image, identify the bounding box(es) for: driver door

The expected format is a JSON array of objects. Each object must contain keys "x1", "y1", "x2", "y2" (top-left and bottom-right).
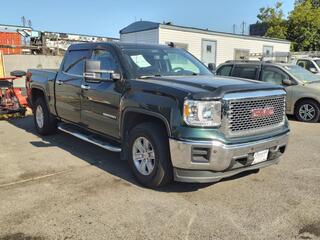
[
  {"x1": 260, "y1": 66, "x2": 293, "y2": 112},
  {"x1": 80, "y1": 48, "x2": 122, "y2": 138}
]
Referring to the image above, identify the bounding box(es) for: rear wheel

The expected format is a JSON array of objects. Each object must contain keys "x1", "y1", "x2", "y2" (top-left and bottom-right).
[
  {"x1": 128, "y1": 122, "x2": 173, "y2": 188},
  {"x1": 33, "y1": 97, "x2": 57, "y2": 135},
  {"x1": 295, "y1": 100, "x2": 320, "y2": 123}
]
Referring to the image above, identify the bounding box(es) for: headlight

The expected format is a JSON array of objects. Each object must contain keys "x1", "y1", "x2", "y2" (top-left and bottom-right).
[{"x1": 183, "y1": 100, "x2": 221, "y2": 127}]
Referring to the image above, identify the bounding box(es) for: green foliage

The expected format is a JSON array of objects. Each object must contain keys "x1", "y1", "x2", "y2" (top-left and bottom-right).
[
  {"x1": 288, "y1": 0, "x2": 320, "y2": 51},
  {"x1": 257, "y1": 1, "x2": 287, "y2": 39},
  {"x1": 257, "y1": 0, "x2": 320, "y2": 51}
]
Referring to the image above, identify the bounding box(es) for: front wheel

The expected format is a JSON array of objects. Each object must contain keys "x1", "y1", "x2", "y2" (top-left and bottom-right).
[
  {"x1": 128, "y1": 122, "x2": 173, "y2": 188},
  {"x1": 295, "y1": 100, "x2": 320, "y2": 123}
]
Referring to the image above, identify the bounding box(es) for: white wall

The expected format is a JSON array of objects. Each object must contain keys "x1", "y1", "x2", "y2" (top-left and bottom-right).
[
  {"x1": 158, "y1": 28, "x2": 291, "y2": 66},
  {"x1": 120, "y1": 29, "x2": 159, "y2": 44}
]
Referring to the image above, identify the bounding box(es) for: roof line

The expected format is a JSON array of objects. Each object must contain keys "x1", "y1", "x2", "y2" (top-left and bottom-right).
[{"x1": 159, "y1": 24, "x2": 291, "y2": 44}]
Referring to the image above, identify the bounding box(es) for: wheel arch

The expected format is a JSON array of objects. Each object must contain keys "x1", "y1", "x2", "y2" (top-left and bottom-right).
[
  {"x1": 120, "y1": 108, "x2": 172, "y2": 140},
  {"x1": 30, "y1": 87, "x2": 46, "y2": 107},
  {"x1": 294, "y1": 97, "x2": 320, "y2": 112}
]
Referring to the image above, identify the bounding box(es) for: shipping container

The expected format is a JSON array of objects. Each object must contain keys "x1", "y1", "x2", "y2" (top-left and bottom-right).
[{"x1": 0, "y1": 32, "x2": 22, "y2": 55}]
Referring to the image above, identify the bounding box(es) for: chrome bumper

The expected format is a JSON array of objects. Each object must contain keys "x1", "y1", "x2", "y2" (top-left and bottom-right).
[{"x1": 169, "y1": 132, "x2": 289, "y2": 183}]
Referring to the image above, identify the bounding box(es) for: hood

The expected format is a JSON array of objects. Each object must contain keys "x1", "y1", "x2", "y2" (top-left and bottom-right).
[{"x1": 137, "y1": 75, "x2": 284, "y2": 100}]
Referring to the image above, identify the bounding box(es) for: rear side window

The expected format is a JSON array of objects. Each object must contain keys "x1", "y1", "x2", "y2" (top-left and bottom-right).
[
  {"x1": 217, "y1": 65, "x2": 233, "y2": 76},
  {"x1": 232, "y1": 66, "x2": 257, "y2": 80},
  {"x1": 63, "y1": 50, "x2": 90, "y2": 75}
]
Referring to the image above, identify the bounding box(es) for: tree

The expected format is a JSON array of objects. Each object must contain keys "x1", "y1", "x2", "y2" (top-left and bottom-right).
[
  {"x1": 257, "y1": 1, "x2": 287, "y2": 39},
  {"x1": 287, "y1": 0, "x2": 320, "y2": 51},
  {"x1": 295, "y1": 0, "x2": 320, "y2": 8}
]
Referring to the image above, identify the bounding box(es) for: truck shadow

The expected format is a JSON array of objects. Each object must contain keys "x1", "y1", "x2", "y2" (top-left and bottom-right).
[{"x1": 8, "y1": 116, "x2": 258, "y2": 193}]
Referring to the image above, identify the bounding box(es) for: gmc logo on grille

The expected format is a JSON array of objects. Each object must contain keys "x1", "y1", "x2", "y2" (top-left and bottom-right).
[{"x1": 251, "y1": 107, "x2": 275, "y2": 118}]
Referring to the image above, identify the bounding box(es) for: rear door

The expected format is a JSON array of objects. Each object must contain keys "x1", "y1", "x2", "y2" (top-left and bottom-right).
[
  {"x1": 81, "y1": 48, "x2": 122, "y2": 138},
  {"x1": 201, "y1": 40, "x2": 217, "y2": 67},
  {"x1": 55, "y1": 49, "x2": 91, "y2": 123}
]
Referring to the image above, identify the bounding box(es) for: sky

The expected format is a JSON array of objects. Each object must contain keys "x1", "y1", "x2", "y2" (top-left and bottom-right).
[{"x1": 1, "y1": 0, "x2": 295, "y2": 38}]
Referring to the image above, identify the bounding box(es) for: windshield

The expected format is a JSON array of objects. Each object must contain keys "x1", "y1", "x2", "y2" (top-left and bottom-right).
[
  {"x1": 285, "y1": 65, "x2": 320, "y2": 82},
  {"x1": 122, "y1": 47, "x2": 213, "y2": 78},
  {"x1": 314, "y1": 59, "x2": 320, "y2": 68}
]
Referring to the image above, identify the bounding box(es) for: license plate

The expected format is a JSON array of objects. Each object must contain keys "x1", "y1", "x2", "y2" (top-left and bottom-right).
[{"x1": 252, "y1": 150, "x2": 269, "y2": 165}]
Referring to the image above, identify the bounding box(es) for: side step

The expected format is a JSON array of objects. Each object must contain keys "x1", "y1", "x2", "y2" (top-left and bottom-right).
[{"x1": 58, "y1": 124, "x2": 121, "y2": 152}]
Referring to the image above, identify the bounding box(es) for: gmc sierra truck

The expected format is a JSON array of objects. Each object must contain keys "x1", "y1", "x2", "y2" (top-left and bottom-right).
[{"x1": 18, "y1": 42, "x2": 290, "y2": 188}]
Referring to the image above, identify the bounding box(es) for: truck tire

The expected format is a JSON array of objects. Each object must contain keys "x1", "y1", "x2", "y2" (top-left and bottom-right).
[
  {"x1": 295, "y1": 99, "x2": 320, "y2": 123},
  {"x1": 128, "y1": 122, "x2": 173, "y2": 188},
  {"x1": 33, "y1": 97, "x2": 57, "y2": 135}
]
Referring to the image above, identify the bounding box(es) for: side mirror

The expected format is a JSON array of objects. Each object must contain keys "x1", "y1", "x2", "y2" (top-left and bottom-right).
[
  {"x1": 208, "y1": 63, "x2": 216, "y2": 72},
  {"x1": 309, "y1": 67, "x2": 318, "y2": 74},
  {"x1": 10, "y1": 70, "x2": 26, "y2": 78},
  {"x1": 84, "y1": 60, "x2": 121, "y2": 82},
  {"x1": 282, "y1": 79, "x2": 293, "y2": 86}
]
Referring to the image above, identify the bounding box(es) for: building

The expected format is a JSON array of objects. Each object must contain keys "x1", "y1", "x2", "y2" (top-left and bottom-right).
[
  {"x1": 120, "y1": 21, "x2": 291, "y2": 66},
  {"x1": 0, "y1": 23, "x2": 119, "y2": 55}
]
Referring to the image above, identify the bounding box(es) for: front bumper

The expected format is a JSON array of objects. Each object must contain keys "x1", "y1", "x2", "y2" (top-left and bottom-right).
[{"x1": 169, "y1": 132, "x2": 289, "y2": 183}]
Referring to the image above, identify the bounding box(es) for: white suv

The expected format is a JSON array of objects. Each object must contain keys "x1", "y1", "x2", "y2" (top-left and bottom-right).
[{"x1": 296, "y1": 58, "x2": 320, "y2": 75}]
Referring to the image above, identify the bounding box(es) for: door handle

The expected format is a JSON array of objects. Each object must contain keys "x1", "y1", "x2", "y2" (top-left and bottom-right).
[
  {"x1": 81, "y1": 84, "x2": 91, "y2": 90},
  {"x1": 56, "y1": 80, "x2": 63, "y2": 85}
]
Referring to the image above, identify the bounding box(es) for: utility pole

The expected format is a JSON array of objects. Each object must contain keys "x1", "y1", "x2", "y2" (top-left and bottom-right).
[
  {"x1": 241, "y1": 21, "x2": 246, "y2": 35},
  {"x1": 232, "y1": 24, "x2": 236, "y2": 34},
  {"x1": 21, "y1": 16, "x2": 26, "y2": 27}
]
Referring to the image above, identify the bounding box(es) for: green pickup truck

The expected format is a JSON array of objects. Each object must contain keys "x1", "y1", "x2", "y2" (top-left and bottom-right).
[{"x1": 20, "y1": 42, "x2": 290, "y2": 188}]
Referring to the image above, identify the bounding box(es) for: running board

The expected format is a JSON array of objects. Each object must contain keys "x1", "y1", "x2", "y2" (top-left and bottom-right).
[{"x1": 58, "y1": 124, "x2": 121, "y2": 152}]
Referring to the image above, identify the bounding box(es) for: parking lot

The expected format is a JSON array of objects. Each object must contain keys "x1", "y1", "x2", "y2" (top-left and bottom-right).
[{"x1": 0, "y1": 116, "x2": 319, "y2": 240}]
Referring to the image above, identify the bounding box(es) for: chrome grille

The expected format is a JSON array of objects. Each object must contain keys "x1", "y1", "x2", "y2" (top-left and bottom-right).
[{"x1": 226, "y1": 94, "x2": 286, "y2": 135}]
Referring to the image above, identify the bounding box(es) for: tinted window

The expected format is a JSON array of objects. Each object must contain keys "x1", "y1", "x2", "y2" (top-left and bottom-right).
[
  {"x1": 261, "y1": 68, "x2": 287, "y2": 85},
  {"x1": 92, "y1": 49, "x2": 118, "y2": 71},
  {"x1": 217, "y1": 65, "x2": 233, "y2": 76},
  {"x1": 91, "y1": 49, "x2": 119, "y2": 79},
  {"x1": 297, "y1": 60, "x2": 316, "y2": 71},
  {"x1": 232, "y1": 66, "x2": 257, "y2": 80},
  {"x1": 63, "y1": 50, "x2": 90, "y2": 75}
]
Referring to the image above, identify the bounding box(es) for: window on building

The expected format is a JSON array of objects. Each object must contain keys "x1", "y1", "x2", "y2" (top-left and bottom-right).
[
  {"x1": 234, "y1": 49, "x2": 250, "y2": 60},
  {"x1": 263, "y1": 46, "x2": 274, "y2": 57},
  {"x1": 165, "y1": 42, "x2": 189, "y2": 50}
]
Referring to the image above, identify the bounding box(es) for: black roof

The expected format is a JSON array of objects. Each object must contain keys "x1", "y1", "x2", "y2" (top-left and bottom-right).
[
  {"x1": 120, "y1": 21, "x2": 160, "y2": 34},
  {"x1": 68, "y1": 41, "x2": 172, "y2": 51}
]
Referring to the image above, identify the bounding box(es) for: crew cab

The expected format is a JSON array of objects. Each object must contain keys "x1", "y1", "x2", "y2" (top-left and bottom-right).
[{"x1": 18, "y1": 43, "x2": 289, "y2": 188}]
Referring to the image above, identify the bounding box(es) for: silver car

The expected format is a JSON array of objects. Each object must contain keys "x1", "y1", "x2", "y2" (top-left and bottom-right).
[{"x1": 216, "y1": 61, "x2": 320, "y2": 122}]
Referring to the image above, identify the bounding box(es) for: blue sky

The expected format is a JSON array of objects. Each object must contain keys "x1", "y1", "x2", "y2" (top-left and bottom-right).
[{"x1": 1, "y1": 0, "x2": 294, "y2": 38}]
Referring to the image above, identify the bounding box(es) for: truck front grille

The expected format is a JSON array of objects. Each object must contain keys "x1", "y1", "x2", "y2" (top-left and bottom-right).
[{"x1": 226, "y1": 94, "x2": 286, "y2": 136}]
